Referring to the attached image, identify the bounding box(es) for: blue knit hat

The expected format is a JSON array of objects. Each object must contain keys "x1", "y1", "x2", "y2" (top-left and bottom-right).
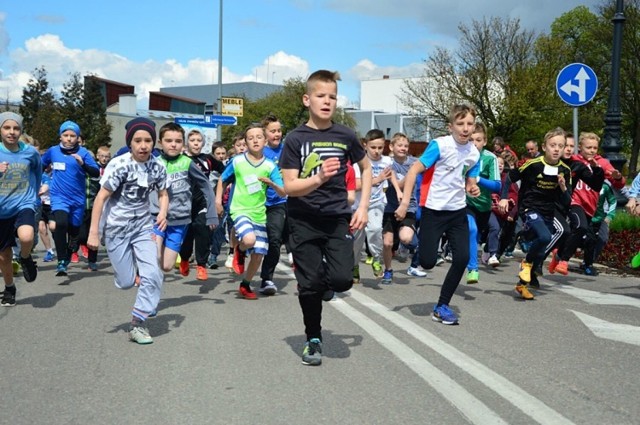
[{"x1": 59, "y1": 120, "x2": 81, "y2": 136}]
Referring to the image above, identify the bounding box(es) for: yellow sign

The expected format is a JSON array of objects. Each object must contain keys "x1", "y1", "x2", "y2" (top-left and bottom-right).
[{"x1": 221, "y1": 97, "x2": 244, "y2": 117}]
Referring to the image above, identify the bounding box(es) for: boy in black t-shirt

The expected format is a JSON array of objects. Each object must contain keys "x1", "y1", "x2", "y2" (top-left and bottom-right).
[{"x1": 279, "y1": 70, "x2": 372, "y2": 366}]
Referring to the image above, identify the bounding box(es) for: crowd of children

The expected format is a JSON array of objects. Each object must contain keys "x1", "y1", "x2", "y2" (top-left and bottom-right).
[{"x1": 1, "y1": 68, "x2": 636, "y2": 366}]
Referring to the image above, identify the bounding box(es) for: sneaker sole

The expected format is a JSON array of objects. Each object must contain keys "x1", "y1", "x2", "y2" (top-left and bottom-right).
[
  {"x1": 259, "y1": 287, "x2": 277, "y2": 296},
  {"x1": 301, "y1": 358, "x2": 322, "y2": 366},
  {"x1": 56, "y1": 270, "x2": 68, "y2": 277},
  {"x1": 130, "y1": 337, "x2": 153, "y2": 344},
  {"x1": 431, "y1": 314, "x2": 458, "y2": 325},
  {"x1": 514, "y1": 288, "x2": 535, "y2": 300}
]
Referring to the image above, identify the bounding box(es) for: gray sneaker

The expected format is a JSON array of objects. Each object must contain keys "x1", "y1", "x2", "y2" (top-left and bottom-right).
[
  {"x1": 129, "y1": 325, "x2": 153, "y2": 344},
  {"x1": 259, "y1": 280, "x2": 277, "y2": 295},
  {"x1": 302, "y1": 338, "x2": 322, "y2": 366}
]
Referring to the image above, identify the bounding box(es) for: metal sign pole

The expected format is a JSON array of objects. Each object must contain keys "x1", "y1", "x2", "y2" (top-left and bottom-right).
[{"x1": 573, "y1": 107, "x2": 579, "y2": 154}]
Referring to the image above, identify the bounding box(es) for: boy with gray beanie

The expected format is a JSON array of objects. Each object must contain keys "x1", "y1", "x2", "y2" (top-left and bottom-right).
[{"x1": 0, "y1": 112, "x2": 41, "y2": 306}]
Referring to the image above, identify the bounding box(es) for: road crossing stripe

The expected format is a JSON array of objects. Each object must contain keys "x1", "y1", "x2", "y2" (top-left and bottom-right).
[
  {"x1": 330, "y1": 297, "x2": 509, "y2": 425},
  {"x1": 346, "y1": 289, "x2": 575, "y2": 425}
]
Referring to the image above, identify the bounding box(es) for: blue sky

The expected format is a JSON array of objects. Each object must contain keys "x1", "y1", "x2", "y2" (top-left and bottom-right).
[{"x1": 0, "y1": 0, "x2": 600, "y2": 109}]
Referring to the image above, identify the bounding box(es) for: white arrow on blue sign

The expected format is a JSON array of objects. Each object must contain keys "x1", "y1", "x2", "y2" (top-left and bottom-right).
[{"x1": 556, "y1": 63, "x2": 598, "y2": 107}]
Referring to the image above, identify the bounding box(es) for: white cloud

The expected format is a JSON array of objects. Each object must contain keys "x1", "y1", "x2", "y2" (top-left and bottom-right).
[
  {"x1": 0, "y1": 35, "x2": 317, "y2": 108},
  {"x1": 251, "y1": 51, "x2": 310, "y2": 84}
]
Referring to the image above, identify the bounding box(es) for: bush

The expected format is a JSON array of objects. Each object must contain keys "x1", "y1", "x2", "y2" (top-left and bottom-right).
[{"x1": 609, "y1": 210, "x2": 640, "y2": 232}]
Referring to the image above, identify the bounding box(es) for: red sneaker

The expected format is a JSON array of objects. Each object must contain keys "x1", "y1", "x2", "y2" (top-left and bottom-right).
[
  {"x1": 80, "y1": 244, "x2": 89, "y2": 259},
  {"x1": 179, "y1": 260, "x2": 190, "y2": 277},
  {"x1": 232, "y1": 249, "x2": 246, "y2": 275},
  {"x1": 555, "y1": 260, "x2": 569, "y2": 275},
  {"x1": 196, "y1": 265, "x2": 207, "y2": 281},
  {"x1": 548, "y1": 249, "x2": 559, "y2": 274},
  {"x1": 239, "y1": 285, "x2": 257, "y2": 300},
  {"x1": 70, "y1": 252, "x2": 80, "y2": 263}
]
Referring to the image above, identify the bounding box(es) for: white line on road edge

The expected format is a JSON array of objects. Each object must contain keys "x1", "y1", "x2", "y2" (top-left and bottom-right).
[
  {"x1": 330, "y1": 297, "x2": 508, "y2": 425},
  {"x1": 346, "y1": 289, "x2": 574, "y2": 425},
  {"x1": 557, "y1": 285, "x2": 640, "y2": 308},
  {"x1": 276, "y1": 263, "x2": 573, "y2": 423}
]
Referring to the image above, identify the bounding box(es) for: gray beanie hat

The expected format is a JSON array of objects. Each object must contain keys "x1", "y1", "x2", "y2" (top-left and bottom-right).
[{"x1": 0, "y1": 112, "x2": 23, "y2": 129}]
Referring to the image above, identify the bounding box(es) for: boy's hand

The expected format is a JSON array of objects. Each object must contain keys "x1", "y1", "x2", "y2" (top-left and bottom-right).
[
  {"x1": 318, "y1": 157, "x2": 340, "y2": 182},
  {"x1": 258, "y1": 176, "x2": 273, "y2": 186},
  {"x1": 498, "y1": 199, "x2": 510, "y2": 214},
  {"x1": 587, "y1": 157, "x2": 599, "y2": 168},
  {"x1": 87, "y1": 232, "x2": 99, "y2": 251},
  {"x1": 626, "y1": 198, "x2": 637, "y2": 214},
  {"x1": 557, "y1": 174, "x2": 567, "y2": 191},
  {"x1": 156, "y1": 213, "x2": 167, "y2": 232},
  {"x1": 610, "y1": 169, "x2": 622, "y2": 180},
  {"x1": 0, "y1": 161, "x2": 8, "y2": 173},
  {"x1": 71, "y1": 153, "x2": 84, "y2": 165},
  {"x1": 466, "y1": 184, "x2": 480, "y2": 197},
  {"x1": 376, "y1": 167, "x2": 392, "y2": 184},
  {"x1": 350, "y1": 207, "x2": 368, "y2": 231},
  {"x1": 394, "y1": 204, "x2": 408, "y2": 221}
]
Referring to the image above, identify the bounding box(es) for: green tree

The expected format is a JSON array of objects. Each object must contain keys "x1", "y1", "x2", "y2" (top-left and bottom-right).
[
  {"x1": 59, "y1": 72, "x2": 84, "y2": 122},
  {"x1": 19, "y1": 66, "x2": 58, "y2": 140},
  {"x1": 81, "y1": 74, "x2": 112, "y2": 150},
  {"x1": 400, "y1": 17, "x2": 540, "y2": 149},
  {"x1": 598, "y1": 0, "x2": 640, "y2": 175},
  {"x1": 220, "y1": 77, "x2": 355, "y2": 146}
]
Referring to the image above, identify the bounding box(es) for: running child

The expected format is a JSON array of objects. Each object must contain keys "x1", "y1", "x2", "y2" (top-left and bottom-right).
[{"x1": 87, "y1": 117, "x2": 168, "y2": 344}]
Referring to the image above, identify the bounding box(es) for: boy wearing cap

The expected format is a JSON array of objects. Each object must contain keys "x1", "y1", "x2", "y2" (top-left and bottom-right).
[
  {"x1": 41, "y1": 121, "x2": 100, "y2": 277},
  {"x1": 88, "y1": 117, "x2": 168, "y2": 344},
  {"x1": 0, "y1": 112, "x2": 41, "y2": 306}
]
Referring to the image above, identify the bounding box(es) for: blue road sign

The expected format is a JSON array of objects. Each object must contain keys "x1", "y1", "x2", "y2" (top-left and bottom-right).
[
  {"x1": 174, "y1": 117, "x2": 217, "y2": 128},
  {"x1": 556, "y1": 63, "x2": 598, "y2": 107},
  {"x1": 206, "y1": 115, "x2": 237, "y2": 126}
]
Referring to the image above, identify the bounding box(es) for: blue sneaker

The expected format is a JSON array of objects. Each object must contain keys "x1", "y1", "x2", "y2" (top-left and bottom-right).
[
  {"x1": 381, "y1": 269, "x2": 393, "y2": 284},
  {"x1": 302, "y1": 338, "x2": 322, "y2": 366},
  {"x1": 55, "y1": 260, "x2": 68, "y2": 277},
  {"x1": 43, "y1": 251, "x2": 55, "y2": 262},
  {"x1": 432, "y1": 304, "x2": 459, "y2": 325}
]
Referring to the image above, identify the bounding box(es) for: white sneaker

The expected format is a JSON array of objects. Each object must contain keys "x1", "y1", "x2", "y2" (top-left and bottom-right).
[
  {"x1": 407, "y1": 266, "x2": 427, "y2": 277},
  {"x1": 488, "y1": 254, "x2": 500, "y2": 267},
  {"x1": 435, "y1": 256, "x2": 445, "y2": 266},
  {"x1": 225, "y1": 253, "x2": 233, "y2": 270},
  {"x1": 259, "y1": 280, "x2": 277, "y2": 295},
  {"x1": 481, "y1": 251, "x2": 490, "y2": 265},
  {"x1": 129, "y1": 326, "x2": 153, "y2": 344},
  {"x1": 287, "y1": 252, "x2": 294, "y2": 266}
]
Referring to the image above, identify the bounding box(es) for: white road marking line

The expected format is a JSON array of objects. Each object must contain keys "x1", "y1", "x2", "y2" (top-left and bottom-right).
[
  {"x1": 557, "y1": 285, "x2": 640, "y2": 308},
  {"x1": 276, "y1": 263, "x2": 573, "y2": 424},
  {"x1": 331, "y1": 297, "x2": 508, "y2": 425},
  {"x1": 572, "y1": 310, "x2": 640, "y2": 346},
  {"x1": 346, "y1": 289, "x2": 574, "y2": 425}
]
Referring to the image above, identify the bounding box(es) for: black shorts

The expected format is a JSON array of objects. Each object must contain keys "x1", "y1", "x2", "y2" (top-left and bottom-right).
[
  {"x1": 0, "y1": 209, "x2": 36, "y2": 251},
  {"x1": 382, "y1": 212, "x2": 416, "y2": 235},
  {"x1": 39, "y1": 204, "x2": 52, "y2": 223}
]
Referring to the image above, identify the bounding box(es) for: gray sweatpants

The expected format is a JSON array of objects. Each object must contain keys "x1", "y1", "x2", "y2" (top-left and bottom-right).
[{"x1": 106, "y1": 229, "x2": 164, "y2": 321}]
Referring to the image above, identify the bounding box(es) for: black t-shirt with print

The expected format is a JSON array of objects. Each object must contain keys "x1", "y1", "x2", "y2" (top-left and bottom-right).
[{"x1": 280, "y1": 123, "x2": 365, "y2": 216}]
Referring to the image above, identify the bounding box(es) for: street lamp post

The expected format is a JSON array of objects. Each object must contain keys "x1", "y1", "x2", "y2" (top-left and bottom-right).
[
  {"x1": 601, "y1": 0, "x2": 626, "y2": 173},
  {"x1": 217, "y1": 0, "x2": 223, "y2": 143}
]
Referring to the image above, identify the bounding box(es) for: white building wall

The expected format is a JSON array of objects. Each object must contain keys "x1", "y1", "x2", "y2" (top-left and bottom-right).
[{"x1": 360, "y1": 77, "x2": 420, "y2": 114}]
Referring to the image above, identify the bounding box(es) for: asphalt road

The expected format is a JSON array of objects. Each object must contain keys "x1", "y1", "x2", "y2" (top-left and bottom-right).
[{"x1": 2, "y1": 248, "x2": 639, "y2": 425}]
